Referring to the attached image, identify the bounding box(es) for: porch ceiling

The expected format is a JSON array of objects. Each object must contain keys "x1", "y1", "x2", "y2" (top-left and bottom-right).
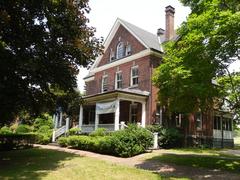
[{"x1": 83, "y1": 89, "x2": 149, "y2": 104}]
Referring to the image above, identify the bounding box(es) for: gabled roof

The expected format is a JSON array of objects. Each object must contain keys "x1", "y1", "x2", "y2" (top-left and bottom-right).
[
  {"x1": 119, "y1": 18, "x2": 163, "y2": 52},
  {"x1": 90, "y1": 18, "x2": 164, "y2": 71}
]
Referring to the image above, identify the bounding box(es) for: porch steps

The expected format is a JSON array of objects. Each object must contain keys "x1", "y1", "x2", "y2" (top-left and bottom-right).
[{"x1": 48, "y1": 142, "x2": 60, "y2": 147}]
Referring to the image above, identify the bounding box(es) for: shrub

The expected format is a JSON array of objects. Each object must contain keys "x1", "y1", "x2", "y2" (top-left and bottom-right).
[
  {"x1": 15, "y1": 124, "x2": 33, "y2": 134},
  {"x1": 0, "y1": 126, "x2": 12, "y2": 134},
  {"x1": 56, "y1": 125, "x2": 153, "y2": 157},
  {"x1": 33, "y1": 114, "x2": 53, "y2": 130},
  {"x1": 89, "y1": 128, "x2": 108, "y2": 137},
  {"x1": 35, "y1": 125, "x2": 52, "y2": 144},
  {"x1": 10, "y1": 123, "x2": 18, "y2": 132},
  {"x1": 146, "y1": 124, "x2": 162, "y2": 133},
  {"x1": 58, "y1": 137, "x2": 68, "y2": 147},
  {"x1": 158, "y1": 128, "x2": 183, "y2": 148},
  {"x1": 110, "y1": 125, "x2": 153, "y2": 157},
  {"x1": 0, "y1": 133, "x2": 36, "y2": 150},
  {"x1": 67, "y1": 127, "x2": 81, "y2": 136}
]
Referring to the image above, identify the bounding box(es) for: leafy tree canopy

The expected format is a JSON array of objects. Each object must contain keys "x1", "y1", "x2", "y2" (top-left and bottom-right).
[
  {"x1": 153, "y1": 0, "x2": 240, "y2": 113},
  {"x1": 0, "y1": 0, "x2": 102, "y2": 124}
]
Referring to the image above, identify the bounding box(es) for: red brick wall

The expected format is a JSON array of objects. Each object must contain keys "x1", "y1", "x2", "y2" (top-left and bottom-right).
[{"x1": 98, "y1": 25, "x2": 146, "y2": 67}]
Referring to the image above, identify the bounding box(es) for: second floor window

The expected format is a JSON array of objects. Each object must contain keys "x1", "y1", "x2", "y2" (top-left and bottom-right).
[
  {"x1": 131, "y1": 66, "x2": 138, "y2": 86},
  {"x1": 115, "y1": 72, "x2": 123, "y2": 89},
  {"x1": 101, "y1": 75, "x2": 108, "y2": 92},
  {"x1": 116, "y1": 42, "x2": 125, "y2": 59}
]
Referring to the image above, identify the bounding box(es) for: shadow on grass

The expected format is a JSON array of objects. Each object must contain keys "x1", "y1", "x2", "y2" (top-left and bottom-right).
[
  {"x1": 0, "y1": 148, "x2": 78, "y2": 179},
  {"x1": 135, "y1": 153, "x2": 240, "y2": 179}
]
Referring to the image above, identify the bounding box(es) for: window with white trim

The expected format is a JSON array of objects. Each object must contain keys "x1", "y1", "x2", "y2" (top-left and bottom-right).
[
  {"x1": 115, "y1": 71, "x2": 123, "y2": 89},
  {"x1": 176, "y1": 114, "x2": 182, "y2": 127},
  {"x1": 109, "y1": 49, "x2": 115, "y2": 62},
  {"x1": 214, "y1": 116, "x2": 221, "y2": 130},
  {"x1": 125, "y1": 44, "x2": 132, "y2": 56},
  {"x1": 116, "y1": 42, "x2": 125, "y2": 59},
  {"x1": 196, "y1": 112, "x2": 202, "y2": 129},
  {"x1": 131, "y1": 66, "x2": 138, "y2": 86},
  {"x1": 101, "y1": 75, "x2": 108, "y2": 92}
]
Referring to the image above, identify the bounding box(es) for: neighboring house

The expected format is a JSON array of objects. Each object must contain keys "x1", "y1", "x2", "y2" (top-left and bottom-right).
[{"x1": 78, "y1": 6, "x2": 234, "y2": 148}]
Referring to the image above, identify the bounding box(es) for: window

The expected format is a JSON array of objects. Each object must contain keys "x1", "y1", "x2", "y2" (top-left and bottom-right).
[
  {"x1": 223, "y1": 118, "x2": 232, "y2": 131},
  {"x1": 125, "y1": 44, "x2": 132, "y2": 56},
  {"x1": 115, "y1": 71, "x2": 123, "y2": 89},
  {"x1": 101, "y1": 75, "x2": 108, "y2": 92},
  {"x1": 214, "y1": 116, "x2": 221, "y2": 130},
  {"x1": 131, "y1": 66, "x2": 139, "y2": 86},
  {"x1": 109, "y1": 49, "x2": 115, "y2": 61},
  {"x1": 130, "y1": 103, "x2": 138, "y2": 123},
  {"x1": 176, "y1": 114, "x2": 182, "y2": 127},
  {"x1": 116, "y1": 42, "x2": 125, "y2": 59},
  {"x1": 196, "y1": 112, "x2": 202, "y2": 129}
]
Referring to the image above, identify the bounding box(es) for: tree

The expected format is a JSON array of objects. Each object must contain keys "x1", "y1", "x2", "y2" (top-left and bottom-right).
[
  {"x1": 218, "y1": 73, "x2": 240, "y2": 123},
  {"x1": 153, "y1": 0, "x2": 240, "y2": 114},
  {"x1": 0, "y1": 0, "x2": 102, "y2": 124}
]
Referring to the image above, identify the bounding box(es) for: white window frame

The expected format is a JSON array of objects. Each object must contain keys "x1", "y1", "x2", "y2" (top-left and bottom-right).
[
  {"x1": 115, "y1": 71, "x2": 123, "y2": 89},
  {"x1": 196, "y1": 112, "x2": 202, "y2": 130},
  {"x1": 176, "y1": 114, "x2": 182, "y2": 127},
  {"x1": 131, "y1": 66, "x2": 139, "y2": 87},
  {"x1": 116, "y1": 42, "x2": 125, "y2": 59},
  {"x1": 101, "y1": 75, "x2": 108, "y2": 92},
  {"x1": 109, "y1": 49, "x2": 115, "y2": 62},
  {"x1": 125, "y1": 44, "x2": 132, "y2": 56}
]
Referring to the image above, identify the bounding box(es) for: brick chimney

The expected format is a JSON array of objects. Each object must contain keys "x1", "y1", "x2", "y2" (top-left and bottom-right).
[{"x1": 165, "y1": 5, "x2": 175, "y2": 41}]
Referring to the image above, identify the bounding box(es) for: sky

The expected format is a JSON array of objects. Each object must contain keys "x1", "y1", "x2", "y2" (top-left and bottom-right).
[{"x1": 77, "y1": 0, "x2": 192, "y2": 92}]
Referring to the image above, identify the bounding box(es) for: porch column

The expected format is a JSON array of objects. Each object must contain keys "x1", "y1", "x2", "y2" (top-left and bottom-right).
[
  {"x1": 141, "y1": 101, "x2": 146, "y2": 128},
  {"x1": 114, "y1": 98, "x2": 120, "y2": 130},
  {"x1": 59, "y1": 111, "x2": 63, "y2": 127},
  {"x1": 95, "y1": 107, "x2": 99, "y2": 130},
  {"x1": 78, "y1": 104, "x2": 83, "y2": 129}
]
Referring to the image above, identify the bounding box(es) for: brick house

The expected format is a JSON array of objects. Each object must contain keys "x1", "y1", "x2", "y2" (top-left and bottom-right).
[{"x1": 78, "y1": 6, "x2": 234, "y2": 147}]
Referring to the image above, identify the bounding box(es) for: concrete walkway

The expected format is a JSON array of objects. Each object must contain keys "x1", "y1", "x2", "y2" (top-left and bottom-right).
[{"x1": 34, "y1": 144, "x2": 240, "y2": 180}]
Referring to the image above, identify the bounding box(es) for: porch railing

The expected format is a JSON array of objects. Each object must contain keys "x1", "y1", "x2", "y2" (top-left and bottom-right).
[
  {"x1": 81, "y1": 124, "x2": 95, "y2": 133},
  {"x1": 213, "y1": 129, "x2": 233, "y2": 139},
  {"x1": 98, "y1": 124, "x2": 115, "y2": 131}
]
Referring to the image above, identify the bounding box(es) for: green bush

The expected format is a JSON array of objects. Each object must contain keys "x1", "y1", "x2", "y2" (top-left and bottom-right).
[
  {"x1": 89, "y1": 128, "x2": 108, "y2": 137},
  {"x1": 35, "y1": 125, "x2": 52, "y2": 144},
  {"x1": 57, "y1": 125, "x2": 153, "y2": 157},
  {"x1": 110, "y1": 125, "x2": 153, "y2": 157},
  {"x1": 33, "y1": 114, "x2": 53, "y2": 130},
  {"x1": 158, "y1": 128, "x2": 183, "y2": 148},
  {"x1": 147, "y1": 125, "x2": 183, "y2": 148},
  {"x1": 15, "y1": 124, "x2": 33, "y2": 134},
  {"x1": 0, "y1": 126, "x2": 12, "y2": 134},
  {"x1": 58, "y1": 136, "x2": 68, "y2": 147},
  {"x1": 0, "y1": 133, "x2": 36, "y2": 150},
  {"x1": 67, "y1": 127, "x2": 81, "y2": 136}
]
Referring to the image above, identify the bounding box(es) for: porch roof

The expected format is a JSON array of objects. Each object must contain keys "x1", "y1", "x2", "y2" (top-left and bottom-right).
[{"x1": 83, "y1": 89, "x2": 150, "y2": 104}]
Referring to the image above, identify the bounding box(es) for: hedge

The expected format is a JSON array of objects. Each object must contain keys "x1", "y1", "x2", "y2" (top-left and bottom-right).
[
  {"x1": 0, "y1": 133, "x2": 36, "y2": 151},
  {"x1": 58, "y1": 125, "x2": 153, "y2": 157}
]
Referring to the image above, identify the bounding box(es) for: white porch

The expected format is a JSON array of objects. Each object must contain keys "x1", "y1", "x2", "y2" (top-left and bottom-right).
[{"x1": 78, "y1": 89, "x2": 149, "y2": 133}]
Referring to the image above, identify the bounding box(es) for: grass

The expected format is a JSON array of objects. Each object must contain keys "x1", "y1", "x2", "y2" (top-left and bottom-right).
[
  {"x1": 148, "y1": 149, "x2": 240, "y2": 173},
  {"x1": 0, "y1": 148, "x2": 189, "y2": 180}
]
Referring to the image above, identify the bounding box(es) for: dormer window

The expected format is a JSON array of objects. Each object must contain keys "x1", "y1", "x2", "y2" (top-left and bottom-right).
[
  {"x1": 109, "y1": 49, "x2": 115, "y2": 62},
  {"x1": 116, "y1": 42, "x2": 125, "y2": 59}
]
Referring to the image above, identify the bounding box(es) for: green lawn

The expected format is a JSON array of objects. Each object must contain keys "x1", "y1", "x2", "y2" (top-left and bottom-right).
[
  {"x1": 148, "y1": 149, "x2": 240, "y2": 173},
  {"x1": 0, "y1": 148, "x2": 188, "y2": 180}
]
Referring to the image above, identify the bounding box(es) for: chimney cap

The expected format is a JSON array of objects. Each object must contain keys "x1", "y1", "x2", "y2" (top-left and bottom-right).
[
  {"x1": 157, "y1": 28, "x2": 165, "y2": 36},
  {"x1": 165, "y1": 5, "x2": 175, "y2": 14}
]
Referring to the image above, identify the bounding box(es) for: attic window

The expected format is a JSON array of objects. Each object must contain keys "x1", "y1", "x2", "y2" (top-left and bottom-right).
[
  {"x1": 125, "y1": 44, "x2": 132, "y2": 56},
  {"x1": 116, "y1": 42, "x2": 125, "y2": 59},
  {"x1": 110, "y1": 49, "x2": 115, "y2": 61}
]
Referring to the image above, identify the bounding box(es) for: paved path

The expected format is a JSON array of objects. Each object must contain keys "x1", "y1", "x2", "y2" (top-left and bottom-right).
[{"x1": 34, "y1": 144, "x2": 240, "y2": 180}]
